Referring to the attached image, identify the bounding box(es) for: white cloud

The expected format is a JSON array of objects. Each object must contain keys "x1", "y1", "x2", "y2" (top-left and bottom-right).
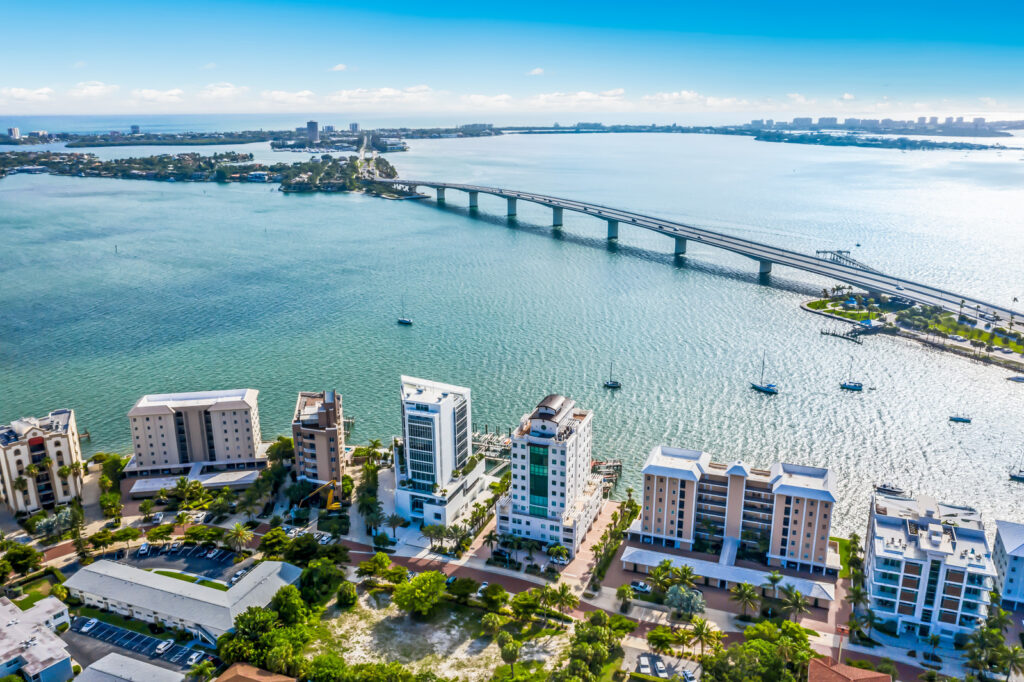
[
  {"x1": 326, "y1": 85, "x2": 437, "y2": 107},
  {"x1": 132, "y1": 88, "x2": 184, "y2": 103},
  {"x1": 527, "y1": 67, "x2": 544, "y2": 76},
  {"x1": 72, "y1": 60, "x2": 87, "y2": 69},
  {"x1": 262, "y1": 89, "x2": 316, "y2": 105},
  {"x1": 200, "y1": 82, "x2": 248, "y2": 100},
  {"x1": 201, "y1": 62, "x2": 217, "y2": 70},
  {"x1": 841, "y1": 93, "x2": 855, "y2": 101},
  {"x1": 642, "y1": 90, "x2": 749, "y2": 110},
  {"x1": 330, "y1": 63, "x2": 347, "y2": 71},
  {"x1": 69, "y1": 81, "x2": 119, "y2": 98},
  {"x1": 0, "y1": 87, "x2": 54, "y2": 101},
  {"x1": 979, "y1": 96, "x2": 997, "y2": 108},
  {"x1": 787, "y1": 92, "x2": 814, "y2": 105},
  {"x1": 525, "y1": 89, "x2": 631, "y2": 112}
]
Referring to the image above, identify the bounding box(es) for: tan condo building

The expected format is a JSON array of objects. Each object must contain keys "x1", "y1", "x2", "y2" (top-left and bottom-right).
[
  {"x1": 291, "y1": 390, "x2": 346, "y2": 485},
  {"x1": 628, "y1": 446, "x2": 840, "y2": 576},
  {"x1": 0, "y1": 409, "x2": 84, "y2": 513}
]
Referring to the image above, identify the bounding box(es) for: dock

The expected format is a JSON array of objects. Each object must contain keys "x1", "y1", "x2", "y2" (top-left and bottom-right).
[
  {"x1": 820, "y1": 328, "x2": 863, "y2": 344},
  {"x1": 592, "y1": 459, "x2": 623, "y2": 495}
]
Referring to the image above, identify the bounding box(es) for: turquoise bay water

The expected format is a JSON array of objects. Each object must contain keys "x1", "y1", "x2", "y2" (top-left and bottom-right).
[{"x1": 2, "y1": 133, "x2": 1024, "y2": 536}]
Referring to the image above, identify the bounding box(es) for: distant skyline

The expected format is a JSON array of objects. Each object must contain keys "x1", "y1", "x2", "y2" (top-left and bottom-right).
[{"x1": 3, "y1": 0, "x2": 1024, "y2": 122}]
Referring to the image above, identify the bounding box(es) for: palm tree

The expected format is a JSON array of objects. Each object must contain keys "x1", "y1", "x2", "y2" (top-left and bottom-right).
[
  {"x1": 483, "y1": 530, "x2": 499, "y2": 553},
  {"x1": 847, "y1": 584, "x2": 868, "y2": 614},
  {"x1": 554, "y1": 582, "x2": 578, "y2": 619},
  {"x1": 366, "y1": 438, "x2": 384, "y2": 464},
  {"x1": 548, "y1": 544, "x2": 569, "y2": 563},
  {"x1": 13, "y1": 476, "x2": 28, "y2": 494},
  {"x1": 444, "y1": 524, "x2": 464, "y2": 552},
  {"x1": 927, "y1": 634, "x2": 940, "y2": 663},
  {"x1": 863, "y1": 609, "x2": 879, "y2": 640},
  {"x1": 225, "y1": 522, "x2": 253, "y2": 551},
  {"x1": 729, "y1": 582, "x2": 760, "y2": 619},
  {"x1": 523, "y1": 539, "x2": 541, "y2": 564},
  {"x1": 625, "y1": 487, "x2": 634, "y2": 503},
  {"x1": 175, "y1": 511, "x2": 190, "y2": 527},
  {"x1": 649, "y1": 560, "x2": 674, "y2": 594},
  {"x1": 688, "y1": 617, "x2": 715, "y2": 657},
  {"x1": 780, "y1": 586, "x2": 809, "y2": 623},
  {"x1": 672, "y1": 564, "x2": 697, "y2": 590},
  {"x1": 616, "y1": 584, "x2": 634, "y2": 612},
  {"x1": 847, "y1": 613, "x2": 862, "y2": 642},
  {"x1": 762, "y1": 570, "x2": 784, "y2": 599},
  {"x1": 384, "y1": 513, "x2": 404, "y2": 539},
  {"x1": 24, "y1": 463, "x2": 39, "y2": 482},
  {"x1": 364, "y1": 509, "x2": 383, "y2": 538},
  {"x1": 1002, "y1": 645, "x2": 1024, "y2": 681},
  {"x1": 188, "y1": 660, "x2": 216, "y2": 682},
  {"x1": 509, "y1": 535, "x2": 525, "y2": 563},
  {"x1": 987, "y1": 607, "x2": 1012, "y2": 632}
]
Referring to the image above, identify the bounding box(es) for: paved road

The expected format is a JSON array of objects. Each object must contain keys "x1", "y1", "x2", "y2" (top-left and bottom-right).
[
  {"x1": 383, "y1": 179, "x2": 1022, "y2": 322},
  {"x1": 68, "y1": 617, "x2": 216, "y2": 670}
]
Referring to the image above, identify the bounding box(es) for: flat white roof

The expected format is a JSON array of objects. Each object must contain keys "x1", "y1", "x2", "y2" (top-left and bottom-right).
[
  {"x1": 78, "y1": 654, "x2": 183, "y2": 682},
  {"x1": 400, "y1": 376, "x2": 470, "y2": 404},
  {"x1": 621, "y1": 545, "x2": 836, "y2": 602},
  {"x1": 997, "y1": 520, "x2": 1024, "y2": 557},
  {"x1": 641, "y1": 445, "x2": 709, "y2": 482},
  {"x1": 129, "y1": 389, "x2": 258, "y2": 416}
]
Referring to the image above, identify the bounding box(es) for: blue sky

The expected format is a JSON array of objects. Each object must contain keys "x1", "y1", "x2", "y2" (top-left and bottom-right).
[{"x1": 3, "y1": 0, "x2": 1023, "y2": 123}]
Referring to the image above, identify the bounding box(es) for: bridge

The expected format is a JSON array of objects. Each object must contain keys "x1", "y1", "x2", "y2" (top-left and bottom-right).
[{"x1": 380, "y1": 178, "x2": 1022, "y2": 322}]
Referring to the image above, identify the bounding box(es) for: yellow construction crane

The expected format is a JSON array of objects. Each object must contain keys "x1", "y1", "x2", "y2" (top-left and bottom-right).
[{"x1": 297, "y1": 479, "x2": 342, "y2": 511}]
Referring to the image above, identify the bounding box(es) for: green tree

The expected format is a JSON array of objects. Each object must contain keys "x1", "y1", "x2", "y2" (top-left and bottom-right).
[
  {"x1": 500, "y1": 641, "x2": 521, "y2": 677},
  {"x1": 553, "y1": 582, "x2": 579, "y2": 619},
  {"x1": 385, "y1": 513, "x2": 405, "y2": 539},
  {"x1": 188, "y1": 660, "x2": 216, "y2": 682},
  {"x1": 225, "y1": 522, "x2": 254, "y2": 551},
  {"x1": 89, "y1": 529, "x2": 113, "y2": 552},
  {"x1": 307, "y1": 653, "x2": 346, "y2": 682},
  {"x1": 688, "y1": 616, "x2": 717, "y2": 657},
  {"x1": 480, "y1": 583, "x2": 509, "y2": 612},
  {"x1": 139, "y1": 498, "x2": 155, "y2": 521},
  {"x1": 481, "y1": 612, "x2": 506, "y2": 638},
  {"x1": 259, "y1": 527, "x2": 290, "y2": 556},
  {"x1": 762, "y1": 570, "x2": 784, "y2": 599},
  {"x1": 730, "y1": 582, "x2": 760, "y2": 619},
  {"x1": 666, "y1": 585, "x2": 705, "y2": 620},
  {"x1": 271, "y1": 584, "x2": 310, "y2": 625},
  {"x1": 267, "y1": 436, "x2": 295, "y2": 463},
  {"x1": 146, "y1": 524, "x2": 175, "y2": 543},
  {"x1": 616, "y1": 584, "x2": 634, "y2": 612},
  {"x1": 336, "y1": 581, "x2": 358, "y2": 608},
  {"x1": 392, "y1": 571, "x2": 447, "y2": 616},
  {"x1": 299, "y1": 558, "x2": 345, "y2": 605},
  {"x1": 511, "y1": 589, "x2": 541, "y2": 624},
  {"x1": 284, "y1": 534, "x2": 320, "y2": 566},
  {"x1": 447, "y1": 577, "x2": 479, "y2": 603},
  {"x1": 111, "y1": 526, "x2": 141, "y2": 552},
  {"x1": 780, "y1": 586, "x2": 809, "y2": 623},
  {"x1": 647, "y1": 625, "x2": 676, "y2": 654}
]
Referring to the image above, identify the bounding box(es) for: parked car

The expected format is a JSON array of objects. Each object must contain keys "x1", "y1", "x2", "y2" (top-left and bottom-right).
[
  {"x1": 549, "y1": 555, "x2": 569, "y2": 566},
  {"x1": 681, "y1": 671, "x2": 695, "y2": 682},
  {"x1": 81, "y1": 618, "x2": 99, "y2": 633},
  {"x1": 493, "y1": 549, "x2": 511, "y2": 559},
  {"x1": 186, "y1": 652, "x2": 203, "y2": 666},
  {"x1": 637, "y1": 656, "x2": 652, "y2": 676},
  {"x1": 154, "y1": 640, "x2": 173, "y2": 654},
  {"x1": 205, "y1": 548, "x2": 219, "y2": 559},
  {"x1": 445, "y1": 575, "x2": 457, "y2": 586},
  {"x1": 319, "y1": 535, "x2": 331, "y2": 545},
  {"x1": 654, "y1": 659, "x2": 668, "y2": 678},
  {"x1": 476, "y1": 582, "x2": 489, "y2": 598},
  {"x1": 137, "y1": 543, "x2": 151, "y2": 557},
  {"x1": 152, "y1": 512, "x2": 164, "y2": 524},
  {"x1": 630, "y1": 580, "x2": 652, "y2": 594},
  {"x1": 169, "y1": 542, "x2": 182, "y2": 553}
]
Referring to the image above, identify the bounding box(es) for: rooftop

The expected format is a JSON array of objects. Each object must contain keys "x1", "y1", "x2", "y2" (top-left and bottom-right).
[
  {"x1": 807, "y1": 656, "x2": 891, "y2": 682},
  {"x1": 0, "y1": 597, "x2": 70, "y2": 675},
  {"x1": 641, "y1": 446, "x2": 710, "y2": 482},
  {"x1": 64, "y1": 560, "x2": 300, "y2": 636},
  {"x1": 996, "y1": 519, "x2": 1024, "y2": 557},
  {"x1": 128, "y1": 389, "x2": 258, "y2": 416},
  {"x1": 0, "y1": 409, "x2": 74, "y2": 446},
  {"x1": 400, "y1": 376, "x2": 470, "y2": 406},
  {"x1": 217, "y1": 663, "x2": 295, "y2": 682},
  {"x1": 77, "y1": 654, "x2": 184, "y2": 682}
]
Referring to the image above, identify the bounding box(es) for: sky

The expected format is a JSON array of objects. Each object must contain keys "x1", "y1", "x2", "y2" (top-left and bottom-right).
[{"x1": 3, "y1": 0, "x2": 1024, "y2": 124}]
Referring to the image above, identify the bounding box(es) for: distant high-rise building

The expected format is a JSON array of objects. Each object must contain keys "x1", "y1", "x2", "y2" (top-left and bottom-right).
[
  {"x1": 973, "y1": 117, "x2": 986, "y2": 127},
  {"x1": 306, "y1": 120, "x2": 319, "y2": 143},
  {"x1": 6, "y1": 127, "x2": 19, "y2": 139},
  {"x1": 459, "y1": 123, "x2": 493, "y2": 132},
  {"x1": 843, "y1": 118, "x2": 861, "y2": 128},
  {"x1": 928, "y1": 116, "x2": 938, "y2": 125},
  {"x1": 917, "y1": 116, "x2": 927, "y2": 125},
  {"x1": 817, "y1": 117, "x2": 838, "y2": 127},
  {"x1": 322, "y1": 125, "x2": 334, "y2": 133},
  {"x1": 956, "y1": 116, "x2": 964, "y2": 124},
  {"x1": 765, "y1": 119, "x2": 774, "y2": 128},
  {"x1": 749, "y1": 119, "x2": 765, "y2": 128},
  {"x1": 349, "y1": 123, "x2": 359, "y2": 133},
  {"x1": 130, "y1": 124, "x2": 140, "y2": 135},
  {"x1": 944, "y1": 117, "x2": 954, "y2": 126},
  {"x1": 791, "y1": 117, "x2": 813, "y2": 127}
]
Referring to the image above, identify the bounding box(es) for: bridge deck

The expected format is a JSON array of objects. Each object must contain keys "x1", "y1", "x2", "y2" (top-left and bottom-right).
[{"x1": 381, "y1": 179, "x2": 1021, "y2": 322}]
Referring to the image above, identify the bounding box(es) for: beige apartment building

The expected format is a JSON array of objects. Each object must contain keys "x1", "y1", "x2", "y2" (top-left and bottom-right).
[
  {"x1": 628, "y1": 445, "x2": 840, "y2": 576},
  {"x1": 0, "y1": 409, "x2": 84, "y2": 513},
  {"x1": 291, "y1": 390, "x2": 346, "y2": 484}
]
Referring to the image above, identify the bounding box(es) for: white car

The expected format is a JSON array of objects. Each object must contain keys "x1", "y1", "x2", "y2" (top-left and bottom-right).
[
  {"x1": 152, "y1": 512, "x2": 164, "y2": 524},
  {"x1": 549, "y1": 555, "x2": 569, "y2": 566},
  {"x1": 637, "y1": 656, "x2": 652, "y2": 676},
  {"x1": 319, "y1": 536, "x2": 331, "y2": 545},
  {"x1": 137, "y1": 543, "x2": 151, "y2": 557},
  {"x1": 186, "y1": 652, "x2": 203, "y2": 666},
  {"x1": 476, "y1": 582, "x2": 489, "y2": 598},
  {"x1": 630, "y1": 580, "x2": 652, "y2": 594},
  {"x1": 654, "y1": 659, "x2": 668, "y2": 678},
  {"x1": 154, "y1": 640, "x2": 173, "y2": 654},
  {"x1": 81, "y1": 618, "x2": 98, "y2": 633}
]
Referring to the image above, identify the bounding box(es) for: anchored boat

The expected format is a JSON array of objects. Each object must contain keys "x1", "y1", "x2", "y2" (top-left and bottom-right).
[
  {"x1": 603, "y1": 361, "x2": 621, "y2": 389},
  {"x1": 751, "y1": 351, "x2": 779, "y2": 395}
]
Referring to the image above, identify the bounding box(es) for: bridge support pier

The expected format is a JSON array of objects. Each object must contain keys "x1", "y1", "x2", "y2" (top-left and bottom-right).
[
  {"x1": 552, "y1": 207, "x2": 563, "y2": 227},
  {"x1": 674, "y1": 236, "x2": 687, "y2": 256},
  {"x1": 507, "y1": 197, "x2": 517, "y2": 217},
  {"x1": 436, "y1": 188, "x2": 445, "y2": 203},
  {"x1": 758, "y1": 259, "x2": 773, "y2": 274},
  {"x1": 468, "y1": 191, "x2": 478, "y2": 209},
  {"x1": 607, "y1": 220, "x2": 619, "y2": 241}
]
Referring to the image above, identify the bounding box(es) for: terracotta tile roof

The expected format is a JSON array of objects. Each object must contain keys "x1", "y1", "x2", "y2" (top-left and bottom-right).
[
  {"x1": 808, "y1": 657, "x2": 891, "y2": 682},
  {"x1": 217, "y1": 663, "x2": 295, "y2": 682}
]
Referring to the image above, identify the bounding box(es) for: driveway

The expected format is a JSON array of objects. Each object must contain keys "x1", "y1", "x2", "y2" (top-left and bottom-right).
[{"x1": 67, "y1": 617, "x2": 216, "y2": 670}]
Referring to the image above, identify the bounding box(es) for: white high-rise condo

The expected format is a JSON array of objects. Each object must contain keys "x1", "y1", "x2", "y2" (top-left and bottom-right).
[
  {"x1": 865, "y1": 491, "x2": 996, "y2": 640},
  {"x1": 123, "y1": 390, "x2": 265, "y2": 496},
  {"x1": 0, "y1": 409, "x2": 84, "y2": 513},
  {"x1": 992, "y1": 520, "x2": 1024, "y2": 610},
  {"x1": 496, "y1": 394, "x2": 604, "y2": 557},
  {"x1": 395, "y1": 377, "x2": 484, "y2": 526}
]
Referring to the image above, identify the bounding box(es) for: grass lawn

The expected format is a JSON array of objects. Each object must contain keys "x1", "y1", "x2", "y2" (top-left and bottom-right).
[
  {"x1": 152, "y1": 569, "x2": 228, "y2": 591},
  {"x1": 14, "y1": 577, "x2": 53, "y2": 610},
  {"x1": 598, "y1": 655, "x2": 624, "y2": 682},
  {"x1": 76, "y1": 606, "x2": 154, "y2": 635},
  {"x1": 831, "y1": 536, "x2": 851, "y2": 579}
]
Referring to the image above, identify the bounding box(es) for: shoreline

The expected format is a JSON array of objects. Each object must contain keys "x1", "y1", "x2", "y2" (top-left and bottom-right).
[{"x1": 801, "y1": 299, "x2": 1024, "y2": 374}]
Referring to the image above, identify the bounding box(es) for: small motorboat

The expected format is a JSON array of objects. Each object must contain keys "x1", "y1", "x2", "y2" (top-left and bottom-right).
[
  {"x1": 840, "y1": 381, "x2": 864, "y2": 391},
  {"x1": 949, "y1": 415, "x2": 972, "y2": 424},
  {"x1": 1008, "y1": 376, "x2": 1024, "y2": 383},
  {"x1": 875, "y1": 483, "x2": 906, "y2": 496},
  {"x1": 1011, "y1": 468, "x2": 1024, "y2": 483}
]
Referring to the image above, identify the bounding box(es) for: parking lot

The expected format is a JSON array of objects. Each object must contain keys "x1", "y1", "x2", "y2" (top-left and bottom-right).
[
  {"x1": 623, "y1": 645, "x2": 701, "y2": 681},
  {"x1": 123, "y1": 543, "x2": 254, "y2": 582},
  {"x1": 68, "y1": 617, "x2": 216, "y2": 670}
]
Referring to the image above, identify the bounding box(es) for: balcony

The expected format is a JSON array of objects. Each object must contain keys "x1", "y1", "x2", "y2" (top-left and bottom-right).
[{"x1": 872, "y1": 572, "x2": 900, "y2": 587}]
